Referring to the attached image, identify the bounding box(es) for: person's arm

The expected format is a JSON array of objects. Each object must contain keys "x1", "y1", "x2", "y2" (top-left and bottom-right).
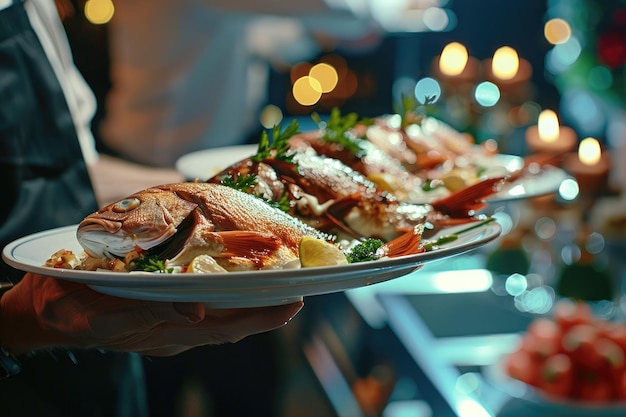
[
  {"x1": 0, "y1": 272, "x2": 303, "y2": 357},
  {"x1": 87, "y1": 154, "x2": 186, "y2": 206}
]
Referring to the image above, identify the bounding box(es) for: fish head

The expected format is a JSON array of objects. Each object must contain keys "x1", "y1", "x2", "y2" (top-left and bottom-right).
[{"x1": 77, "y1": 186, "x2": 198, "y2": 258}]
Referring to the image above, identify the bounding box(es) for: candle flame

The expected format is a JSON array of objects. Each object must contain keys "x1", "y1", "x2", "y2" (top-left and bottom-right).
[
  {"x1": 538, "y1": 110, "x2": 560, "y2": 143},
  {"x1": 492, "y1": 46, "x2": 519, "y2": 80},
  {"x1": 578, "y1": 137, "x2": 601, "y2": 166},
  {"x1": 439, "y1": 42, "x2": 468, "y2": 76}
]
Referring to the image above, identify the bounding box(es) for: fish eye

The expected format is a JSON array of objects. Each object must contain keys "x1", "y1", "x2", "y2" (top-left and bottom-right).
[{"x1": 112, "y1": 198, "x2": 140, "y2": 213}]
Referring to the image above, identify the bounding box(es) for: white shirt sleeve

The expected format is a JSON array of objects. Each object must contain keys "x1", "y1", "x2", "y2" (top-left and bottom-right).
[{"x1": 24, "y1": 0, "x2": 99, "y2": 165}]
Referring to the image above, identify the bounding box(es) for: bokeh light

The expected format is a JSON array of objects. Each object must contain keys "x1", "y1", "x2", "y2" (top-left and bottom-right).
[
  {"x1": 544, "y1": 18, "x2": 572, "y2": 45},
  {"x1": 537, "y1": 109, "x2": 560, "y2": 143},
  {"x1": 474, "y1": 82, "x2": 500, "y2": 107},
  {"x1": 558, "y1": 177, "x2": 579, "y2": 201},
  {"x1": 578, "y1": 137, "x2": 601, "y2": 165},
  {"x1": 491, "y1": 46, "x2": 519, "y2": 80},
  {"x1": 414, "y1": 77, "x2": 441, "y2": 104},
  {"x1": 546, "y1": 36, "x2": 582, "y2": 74},
  {"x1": 84, "y1": 0, "x2": 114, "y2": 25},
  {"x1": 292, "y1": 76, "x2": 323, "y2": 106},
  {"x1": 439, "y1": 42, "x2": 468, "y2": 76},
  {"x1": 309, "y1": 63, "x2": 339, "y2": 93},
  {"x1": 259, "y1": 104, "x2": 283, "y2": 129},
  {"x1": 423, "y1": 7, "x2": 449, "y2": 31}
]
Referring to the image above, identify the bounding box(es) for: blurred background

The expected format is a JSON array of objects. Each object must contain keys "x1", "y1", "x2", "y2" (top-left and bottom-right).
[{"x1": 58, "y1": 0, "x2": 626, "y2": 416}]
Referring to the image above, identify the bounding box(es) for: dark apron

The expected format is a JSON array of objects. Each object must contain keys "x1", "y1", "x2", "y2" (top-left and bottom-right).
[{"x1": 0, "y1": 3, "x2": 147, "y2": 416}]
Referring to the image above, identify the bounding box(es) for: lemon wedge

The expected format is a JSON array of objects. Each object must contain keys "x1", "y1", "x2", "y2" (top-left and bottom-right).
[
  {"x1": 299, "y1": 237, "x2": 348, "y2": 268},
  {"x1": 187, "y1": 254, "x2": 227, "y2": 273}
]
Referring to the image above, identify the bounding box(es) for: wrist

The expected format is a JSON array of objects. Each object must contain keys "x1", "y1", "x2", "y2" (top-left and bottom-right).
[{"x1": 0, "y1": 283, "x2": 21, "y2": 378}]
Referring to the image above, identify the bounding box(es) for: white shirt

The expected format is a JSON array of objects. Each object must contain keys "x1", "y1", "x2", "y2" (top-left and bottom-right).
[
  {"x1": 24, "y1": 0, "x2": 99, "y2": 165},
  {"x1": 100, "y1": 0, "x2": 379, "y2": 167}
]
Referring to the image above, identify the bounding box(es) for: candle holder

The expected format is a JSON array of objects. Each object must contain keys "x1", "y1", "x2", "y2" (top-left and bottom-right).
[
  {"x1": 562, "y1": 151, "x2": 611, "y2": 196},
  {"x1": 525, "y1": 124, "x2": 578, "y2": 155}
]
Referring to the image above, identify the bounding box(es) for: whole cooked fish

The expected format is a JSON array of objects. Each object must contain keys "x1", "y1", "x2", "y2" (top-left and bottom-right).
[
  {"x1": 76, "y1": 182, "x2": 330, "y2": 271},
  {"x1": 209, "y1": 149, "x2": 431, "y2": 243}
]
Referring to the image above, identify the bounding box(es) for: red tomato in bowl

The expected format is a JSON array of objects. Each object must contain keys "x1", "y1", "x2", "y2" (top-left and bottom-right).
[
  {"x1": 562, "y1": 324, "x2": 603, "y2": 369},
  {"x1": 504, "y1": 348, "x2": 540, "y2": 387},
  {"x1": 574, "y1": 370, "x2": 614, "y2": 403},
  {"x1": 524, "y1": 318, "x2": 562, "y2": 359},
  {"x1": 538, "y1": 353, "x2": 573, "y2": 399},
  {"x1": 553, "y1": 299, "x2": 593, "y2": 332}
]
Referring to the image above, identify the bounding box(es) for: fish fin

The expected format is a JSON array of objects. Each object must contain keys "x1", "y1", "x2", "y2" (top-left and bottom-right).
[
  {"x1": 168, "y1": 230, "x2": 282, "y2": 268},
  {"x1": 430, "y1": 176, "x2": 505, "y2": 217},
  {"x1": 218, "y1": 231, "x2": 282, "y2": 259},
  {"x1": 381, "y1": 227, "x2": 424, "y2": 258}
]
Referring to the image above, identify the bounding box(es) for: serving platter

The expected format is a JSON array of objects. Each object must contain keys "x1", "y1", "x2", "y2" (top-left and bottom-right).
[
  {"x1": 175, "y1": 145, "x2": 568, "y2": 204},
  {"x1": 3, "y1": 221, "x2": 501, "y2": 308}
]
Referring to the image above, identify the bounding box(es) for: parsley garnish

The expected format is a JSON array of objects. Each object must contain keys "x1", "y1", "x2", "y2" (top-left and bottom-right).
[
  {"x1": 263, "y1": 193, "x2": 291, "y2": 212},
  {"x1": 220, "y1": 173, "x2": 257, "y2": 192},
  {"x1": 252, "y1": 119, "x2": 300, "y2": 164},
  {"x1": 346, "y1": 238, "x2": 384, "y2": 263},
  {"x1": 312, "y1": 108, "x2": 371, "y2": 155},
  {"x1": 133, "y1": 255, "x2": 172, "y2": 273},
  {"x1": 393, "y1": 94, "x2": 438, "y2": 127}
]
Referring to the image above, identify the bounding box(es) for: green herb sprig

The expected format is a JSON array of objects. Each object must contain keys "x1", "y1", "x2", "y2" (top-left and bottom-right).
[
  {"x1": 423, "y1": 217, "x2": 496, "y2": 251},
  {"x1": 263, "y1": 193, "x2": 291, "y2": 212},
  {"x1": 393, "y1": 94, "x2": 438, "y2": 128},
  {"x1": 346, "y1": 238, "x2": 384, "y2": 263},
  {"x1": 220, "y1": 173, "x2": 257, "y2": 192},
  {"x1": 133, "y1": 255, "x2": 172, "y2": 273},
  {"x1": 312, "y1": 108, "x2": 373, "y2": 156},
  {"x1": 252, "y1": 119, "x2": 300, "y2": 164}
]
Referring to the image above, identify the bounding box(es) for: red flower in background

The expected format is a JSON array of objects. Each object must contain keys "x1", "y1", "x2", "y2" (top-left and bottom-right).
[{"x1": 597, "y1": 9, "x2": 626, "y2": 69}]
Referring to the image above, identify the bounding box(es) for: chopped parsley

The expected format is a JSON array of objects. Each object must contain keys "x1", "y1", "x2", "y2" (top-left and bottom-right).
[{"x1": 346, "y1": 238, "x2": 384, "y2": 263}]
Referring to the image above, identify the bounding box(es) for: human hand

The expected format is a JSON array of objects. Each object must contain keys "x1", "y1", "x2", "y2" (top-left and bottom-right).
[{"x1": 0, "y1": 273, "x2": 303, "y2": 356}]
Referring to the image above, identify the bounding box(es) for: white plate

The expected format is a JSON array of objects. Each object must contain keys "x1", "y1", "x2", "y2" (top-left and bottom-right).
[
  {"x1": 176, "y1": 144, "x2": 258, "y2": 181},
  {"x1": 175, "y1": 145, "x2": 566, "y2": 204},
  {"x1": 486, "y1": 165, "x2": 570, "y2": 204},
  {"x1": 2, "y1": 222, "x2": 501, "y2": 308}
]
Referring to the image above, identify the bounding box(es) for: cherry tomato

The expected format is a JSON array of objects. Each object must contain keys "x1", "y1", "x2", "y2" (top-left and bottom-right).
[
  {"x1": 595, "y1": 337, "x2": 625, "y2": 369},
  {"x1": 574, "y1": 370, "x2": 614, "y2": 402},
  {"x1": 562, "y1": 324, "x2": 602, "y2": 369},
  {"x1": 504, "y1": 348, "x2": 540, "y2": 387},
  {"x1": 553, "y1": 299, "x2": 593, "y2": 332},
  {"x1": 539, "y1": 353, "x2": 574, "y2": 399},
  {"x1": 524, "y1": 318, "x2": 562, "y2": 359},
  {"x1": 617, "y1": 369, "x2": 626, "y2": 400},
  {"x1": 607, "y1": 322, "x2": 626, "y2": 353}
]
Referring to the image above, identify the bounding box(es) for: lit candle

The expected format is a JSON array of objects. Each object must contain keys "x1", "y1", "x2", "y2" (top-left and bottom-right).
[
  {"x1": 525, "y1": 109, "x2": 578, "y2": 154},
  {"x1": 440, "y1": 42, "x2": 468, "y2": 76},
  {"x1": 492, "y1": 46, "x2": 519, "y2": 80},
  {"x1": 483, "y1": 46, "x2": 532, "y2": 94},
  {"x1": 562, "y1": 137, "x2": 611, "y2": 193},
  {"x1": 432, "y1": 42, "x2": 479, "y2": 85}
]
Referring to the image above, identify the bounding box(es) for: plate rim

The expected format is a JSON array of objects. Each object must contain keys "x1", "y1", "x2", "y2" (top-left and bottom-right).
[{"x1": 2, "y1": 222, "x2": 501, "y2": 290}]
